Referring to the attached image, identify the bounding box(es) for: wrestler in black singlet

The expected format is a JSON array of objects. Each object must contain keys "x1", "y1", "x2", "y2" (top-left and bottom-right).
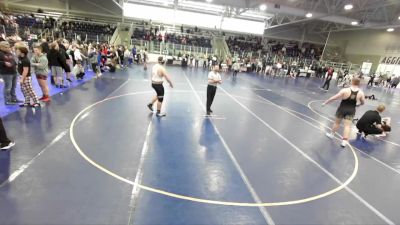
[{"x1": 335, "y1": 89, "x2": 359, "y2": 120}]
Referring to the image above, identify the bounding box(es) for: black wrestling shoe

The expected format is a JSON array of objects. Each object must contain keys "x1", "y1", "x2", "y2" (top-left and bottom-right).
[{"x1": 147, "y1": 104, "x2": 153, "y2": 112}]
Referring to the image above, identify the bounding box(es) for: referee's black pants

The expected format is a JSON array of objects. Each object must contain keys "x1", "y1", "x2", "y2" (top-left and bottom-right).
[
  {"x1": 322, "y1": 78, "x2": 331, "y2": 90},
  {"x1": 356, "y1": 124, "x2": 382, "y2": 136},
  {"x1": 206, "y1": 85, "x2": 217, "y2": 112}
]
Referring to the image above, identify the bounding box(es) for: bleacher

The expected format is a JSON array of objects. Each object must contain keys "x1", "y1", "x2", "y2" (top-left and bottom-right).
[
  {"x1": 60, "y1": 21, "x2": 116, "y2": 42},
  {"x1": 131, "y1": 26, "x2": 212, "y2": 49},
  {"x1": 1, "y1": 10, "x2": 116, "y2": 43}
]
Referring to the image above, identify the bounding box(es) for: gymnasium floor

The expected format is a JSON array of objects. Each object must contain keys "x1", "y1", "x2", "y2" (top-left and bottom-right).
[{"x1": 0, "y1": 65, "x2": 399, "y2": 225}]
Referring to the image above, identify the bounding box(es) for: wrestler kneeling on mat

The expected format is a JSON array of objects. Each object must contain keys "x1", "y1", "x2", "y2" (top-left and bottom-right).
[{"x1": 356, "y1": 105, "x2": 392, "y2": 138}]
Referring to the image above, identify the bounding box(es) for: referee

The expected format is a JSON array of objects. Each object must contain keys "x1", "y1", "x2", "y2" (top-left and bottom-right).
[
  {"x1": 356, "y1": 105, "x2": 389, "y2": 137},
  {"x1": 206, "y1": 65, "x2": 222, "y2": 116},
  {"x1": 147, "y1": 56, "x2": 174, "y2": 117}
]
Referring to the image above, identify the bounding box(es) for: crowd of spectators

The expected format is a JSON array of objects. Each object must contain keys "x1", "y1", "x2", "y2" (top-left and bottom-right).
[
  {"x1": 59, "y1": 21, "x2": 115, "y2": 42},
  {"x1": 1, "y1": 11, "x2": 116, "y2": 43},
  {"x1": 226, "y1": 35, "x2": 263, "y2": 54},
  {"x1": 225, "y1": 34, "x2": 322, "y2": 60},
  {"x1": 132, "y1": 23, "x2": 212, "y2": 48},
  {"x1": 0, "y1": 12, "x2": 18, "y2": 38},
  {"x1": 267, "y1": 40, "x2": 322, "y2": 60}
]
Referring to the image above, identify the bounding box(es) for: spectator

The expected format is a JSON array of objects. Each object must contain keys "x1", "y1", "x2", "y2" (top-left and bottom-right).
[
  {"x1": 40, "y1": 38, "x2": 49, "y2": 54},
  {"x1": 31, "y1": 43, "x2": 50, "y2": 102},
  {"x1": 48, "y1": 42, "x2": 68, "y2": 88},
  {"x1": 88, "y1": 46, "x2": 101, "y2": 78},
  {"x1": 15, "y1": 44, "x2": 40, "y2": 107},
  {"x1": 0, "y1": 41, "x2": 21, "y2": 105}
]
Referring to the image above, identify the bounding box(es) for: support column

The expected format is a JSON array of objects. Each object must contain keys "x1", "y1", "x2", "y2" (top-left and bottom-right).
[
  {"x1": 321, "y1": 29, "x2": 331, "y2": 62},
  {"x1": 121, "y1": 0, "x2": 125, "y2": 23},
  {"x1": 173, "y1": 0, "x2": 178, "y2": 29},
  {"x1": 219, "y1": 14, "x2": 224, "y2": 33},
  {"x1": 300, "y1": 27, "x2": 306, "y2": 46},
  {"x1": 66, "y1": 0, "x2": 70, "y2": 16}
]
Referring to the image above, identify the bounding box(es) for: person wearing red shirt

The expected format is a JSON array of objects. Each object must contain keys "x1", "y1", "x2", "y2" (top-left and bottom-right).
[{"x1": 321, "y1": 66, "x2": 334, "y2": 91}]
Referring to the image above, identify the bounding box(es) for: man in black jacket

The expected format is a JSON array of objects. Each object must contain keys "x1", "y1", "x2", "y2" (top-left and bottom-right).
[
  {"x1": 48, "y1": 42, "x2": 69, "y2": 88},
  {"x1": 356, "y1": 105, "x2": 390, "y2": 137},
  {"x1": 0, "y1": 41, "x2": 22, "y2": 105},
  {"x1": 57, "y1": 39, "x2": 72, "y2": 83}
]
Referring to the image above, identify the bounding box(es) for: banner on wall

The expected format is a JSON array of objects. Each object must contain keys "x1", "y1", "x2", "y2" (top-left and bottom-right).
[
  {"x1": 380, "y1": 56, "x2": 400, "y2": 65},
  {"x1": 361, "y1": 62, "x2": 372, "y2": 75}
]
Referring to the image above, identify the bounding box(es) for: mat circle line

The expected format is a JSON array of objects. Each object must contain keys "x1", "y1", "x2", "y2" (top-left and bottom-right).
[{"x1": 70, "y1": 91, "x2": 359, "y2": 207}]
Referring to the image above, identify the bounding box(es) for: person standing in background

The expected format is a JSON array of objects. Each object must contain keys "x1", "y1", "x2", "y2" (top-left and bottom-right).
[
  {"x1": 132, "y1": 45, "x2": 137, "y2": 64},
  {"x1": 89, "y1": 46, "x2": 101, "y2": 78},
  {"x1": 31, "y1": 44, "x2": 50, "y2": 102},
  {"x1": 16, "y1": 44, "x2": 40, "y2": 108},
  {"x1": 143, "y1": 48, "x2": 148, "y2": 70},
  {"x1": 367, "y1": 74, "x2": 376, "y2": 87},
  {"x1": 40, "y1": 38, "x2": 49, "y2": 55},
  {"x1": 321, "y1": 66, "x2": 334, "y2": 91},
  {"x1": 227, "y1": 57, "x2": 232, "y2": 71},
  {"x1": 123, "y1": 47, "x2": 130, "y2": 69},
  {"x1": 73, "y1": 45, "x2": 86, "y2": 80},
  {"x1": 0, "y1": 41, "x2": 21, "y2": 105},
  {"x1": 232, "y1": 61, "x2": 240, "y2": 77},
  {"x1": 194, "y1": 54, "x2": 199, "y2": 68},
  {"x1": 48, "y1": 42, "x2": 68, "y2": 88},
  {"x1": 57, "y1": 39, "x2": 72, "y2": 83},
  {"x1": 390, "y1": 76, "x2": 399, "y2": 89}
]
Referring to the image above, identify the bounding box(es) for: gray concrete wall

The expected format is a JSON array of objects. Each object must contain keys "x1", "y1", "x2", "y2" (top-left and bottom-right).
[
  {"x1": 264, "y1": 26, "x2": 328, "y2": 45},
  {"x1": 327, "y1": 29, "x2": 400, "y2": 71}
]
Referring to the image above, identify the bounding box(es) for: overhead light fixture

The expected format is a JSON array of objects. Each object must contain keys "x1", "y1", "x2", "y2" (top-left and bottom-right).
[
  {"x1": 387, "y1": 28, "x2": 395, "y2": 32},
  {"x1": 306, "y1": 13, "x2": 312, "y2": 18},
  {"x1": 206, "y1": 0, "x2": 213, "y2": 2},
  {"x1": 259, "y1": 4, "x2": 267, "y2": 11},
  {"x1": 351, "y1": 21, "x2": 358, "y2": 25},
  {"x1": 344, "y1": 4, "x2": 353, "y2": 10},
  {"x1": 398, "y1": 16, "x2": 400, "y2": 20}
]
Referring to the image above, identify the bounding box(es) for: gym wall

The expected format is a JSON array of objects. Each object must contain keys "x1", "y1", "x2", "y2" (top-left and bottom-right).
[{"x1": 328, "y1": 29, "x2": 400, "y2": 72}]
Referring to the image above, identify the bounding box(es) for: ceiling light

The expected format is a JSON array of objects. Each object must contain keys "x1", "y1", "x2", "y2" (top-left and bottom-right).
[
  {"x1": 387, "y1": 28, "x2": 394, "y2": 32},
  {"x1": 398, "y1": 16, "x2": 400, "y2": 20},
  {"x1": 306, "y1": 13, "x2": 312, "y2": 18},
  {"x1": 259, "y1": 4, "x2": 267, "y2": 11},
  {"x1": 344, "y1": 4, "x2": 353, "y2": 10},
  {"x1": 351, "y1": 21, "x2": 358, "y2": 25},
  {"x1": 206, "y1": 0, "x2": 213, "y2": 2}
]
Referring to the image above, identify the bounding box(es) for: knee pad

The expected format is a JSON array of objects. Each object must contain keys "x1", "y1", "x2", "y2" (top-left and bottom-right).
[{"x1": 157, "y1": 96, "x2": 164, "y2": 102}]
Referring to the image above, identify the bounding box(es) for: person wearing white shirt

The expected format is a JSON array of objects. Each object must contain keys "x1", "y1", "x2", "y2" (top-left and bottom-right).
[
  {"x1": 206, "y1": 65, "x2": 222, "y2": 116},
  {"x1": 123, "y1": 48, "x2": 130, "y2": 68},
  {"x1": 73, "y1": 46, "x2": 83, "y2": 62},
  {"x1": 72, "y1": 45, "x2": 86, "y2": 80},
  {"x1": 232, "y1": 61, "x2": 240, "y2": 77},
  {"x1": 147, "y1": 56, "x2": 174, "y2": 117}
]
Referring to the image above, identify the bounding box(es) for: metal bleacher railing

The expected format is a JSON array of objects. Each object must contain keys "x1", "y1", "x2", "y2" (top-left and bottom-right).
[
  {"x1": 1, "y1": 10, "x2": 115, "y2": 43},
  {"x1": 129, "y1": 22, "x2": 213, "y2": 56}
]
